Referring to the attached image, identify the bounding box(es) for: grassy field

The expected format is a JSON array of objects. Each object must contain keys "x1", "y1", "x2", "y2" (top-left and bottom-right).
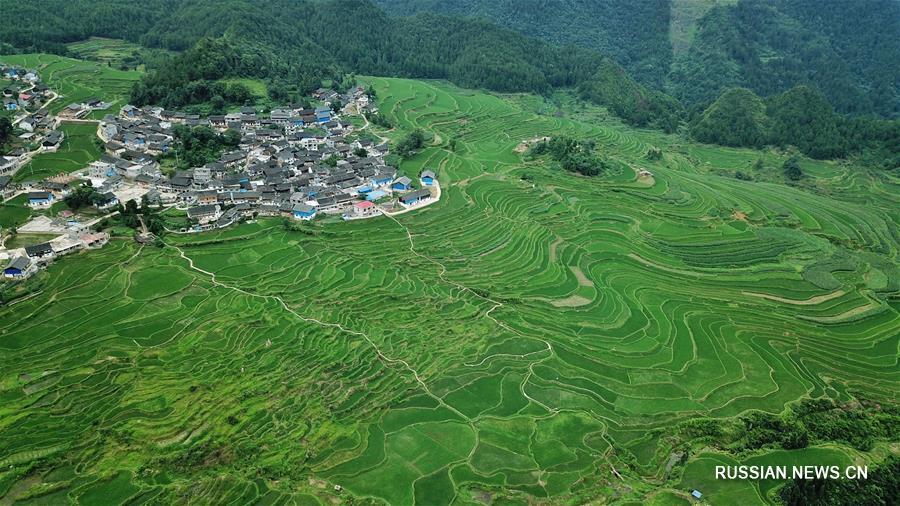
[
  {"x1": 0, "y1": 53, "x2": 140, "y2": 117},
  {"x1": 3, "y1": 232, "x2": 59, "y2": 249},
  {"x1": 0, "y1": 195, "x2": 31, "y2": 230},
  {"x1": 14, "y1": 122, "x2": 102, "y2": 183},
  {"x1": 0, "y1": 78, "x2": 896, "y2": 504},
  {"x1": 66, "y1": 38, "x2": 146, "y2": 69}
]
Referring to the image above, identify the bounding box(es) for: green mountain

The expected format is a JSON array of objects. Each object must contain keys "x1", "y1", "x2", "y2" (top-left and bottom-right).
[
  {"x1": 670, "y1": 0, "x2": 900, "y2": 118},
  {"x1": 577, "y1": 58, "x2": 682, "y2": 133},
  {"x1": 690, "y1": 88, "x2": 770, "y2": 149},
  {"x1": 375, "y1": 0, "x2": 900, "y2": 119},
  {"x1": 374, "y1": 0, "x2": 674, "y2": 88},
  {"x1": 0, "y1": 0, "x2": 679, "y2": 129},
  {"x1": 691, "y1": 85, "x2": 899, "y2": 165}
]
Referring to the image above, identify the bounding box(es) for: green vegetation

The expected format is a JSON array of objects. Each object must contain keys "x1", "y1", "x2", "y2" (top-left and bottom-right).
[
  {"x1": 0, "y1": 195, "x2": 32, "y2": 230},
  {"x1": 0, "y1": 0, "x2": 679, "y2": 129},
  {"x1": 691, "y1": 85, "x2": 900, "y2": 163},
  {"x1": 375, "y1": 0, "x2": 673, "y2": 88},
  {"x1": 0, "y1": 77, "x2": 896, "y2": 504},
  {"x1": 691, "y1": 88, "x2": 770, "y2": 148},
  {"x1": 528, "y1": 137, "x2": 609, "y2": 176},
  {"x1": 669, "y1": 0, "x2": 900, "y2": 118},
  {"x1": 160, "y1": 125, "x2": 241, "y2": 171},
  {"x1": 63, "y1": 181, "x2": 105, "y2": 210},
  {"x1": 780, "y1": 456, "x2": 899, "y2": 506},
  {"x1": 393, "y1": 129, "x2": 425, "y2": 158},
  {"x1": 577, "y1": 58, "x2": 683, "y2": 133},
  {"x1": 3, "y1": 232, "x2": 58, "y2": 249},
  {"x1": 14, "y1": 122, "x2": 102, "y2": 182},
  {"x1": 65, "y1": 37, "x2": 173, "y2": 72},
  {"x1": 0, "y1": 54, "x2": 140, "y2": 116},
  {"x1": 0, "y1": 117, "x2": 12, "y2": 146},
  {"x1": 4, "y1": 1, "x2": 898, "y2": 160}
]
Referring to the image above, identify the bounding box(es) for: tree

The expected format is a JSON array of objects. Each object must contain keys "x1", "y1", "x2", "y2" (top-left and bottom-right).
[
  {"x1": 0, "y1": 117, "x2": 12, "y2": 144},
  {"x1": 783, "y1": 156, "x2": 803, "y2": 181},
  {"x1": 268, "y1": 80, "x2": 290, "y2": 103},
  {"x1": 125, "y1": 199, "x2": 139, "y2": 215},
  {"x1": 210, "y1": 94, "x2": 226, "y2": 113},
  {"x1": 63, "y1": 183, "x2": 100, "y2": 210},
  {"x1": 395, "y1": 129, "x2": 426, "y2": 158}
]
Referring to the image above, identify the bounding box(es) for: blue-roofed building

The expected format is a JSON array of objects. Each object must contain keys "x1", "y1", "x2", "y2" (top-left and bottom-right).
[
  {"x1": 373, "y1": 173, "x2": 393, "y2": 187},
  {"x1": 292, "y1": 203, "x2": 317, "y2": 221},
  {"x1": 4, "y1": 257, "x2": 33, "y2": 279},
  {"x1": 691, "y1": 490, "x2": 702, "y2": 500},
  {"x1": 399, "y1": 189, "x2": 431, "y2": 206},
  {"x1": 356, "y1": 185, "x2": 372, "y2": 194},
  {"x1": 315, "y1": 106, "x2": 331, "y2": 124},
  {"x1": 392, "y1": 176, "x2": 412, "y2": 191},
  {"x1": 420, "y1": 169, "x2": 436, "y2": 186},
  {"x1": 366, "y1": 190, "x2": 387, "y2": 201}
]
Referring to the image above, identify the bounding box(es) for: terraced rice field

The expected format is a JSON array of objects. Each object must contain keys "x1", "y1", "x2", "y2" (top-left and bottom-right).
[
  {"x1": 0, "y1": 53, "x2": 140, "y2": 117},
  {"x1": 65, "y1": 38, "x2": 164, "y2": 71},
  {"x1": 0, "y1": 78, "x2": 897, "y2": 504},
  {"x1": 14, "y1": 122, "x2": 102, "y2": 183}
]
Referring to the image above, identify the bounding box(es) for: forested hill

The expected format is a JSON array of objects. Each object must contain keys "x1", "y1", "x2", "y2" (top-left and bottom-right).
[
  {"x1": 0, "y1": 0, "x2": 681, "y2": 131},
  {"x1": 374, "y1": 0, "x2": 674, "y2": 89},
  {"x1": 671, "y1": 0, "x2": 900, "y2": 118},
  {"x1": 375, "y1": 0, "x2": 900, "y2": 120}
]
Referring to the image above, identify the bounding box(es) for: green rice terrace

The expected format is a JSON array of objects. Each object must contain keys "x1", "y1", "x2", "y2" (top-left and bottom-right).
[
  {"x1": 0, "y1": 78, "x2": 898, "y2": 505},
  {"x1": 13, "y1": 122, "x2": 102, "y2": 183},
  {"x1": 0, "y1": 54, "x2": 140, "y2": 117}
]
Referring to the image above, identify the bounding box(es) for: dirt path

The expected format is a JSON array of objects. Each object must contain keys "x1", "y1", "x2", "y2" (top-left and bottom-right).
[{"x1": 167, "y1": 241, "x2": 472, "y2": 423}]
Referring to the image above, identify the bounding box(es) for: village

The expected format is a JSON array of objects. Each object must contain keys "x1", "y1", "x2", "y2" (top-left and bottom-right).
[{"x1": 1, "y1": 65, "x2": 439, "y2": 282}]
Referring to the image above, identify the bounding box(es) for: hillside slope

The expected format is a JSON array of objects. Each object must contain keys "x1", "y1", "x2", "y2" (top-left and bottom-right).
[
  {"x1": 668, "y1": 0, "x2": 900, "y2": 117},
  {"x1": 374, "y1": 0, "x2": 673, "y2": 88},
  {"x1": 4, "y1": 0, "x2": 677, "y2": 128}
]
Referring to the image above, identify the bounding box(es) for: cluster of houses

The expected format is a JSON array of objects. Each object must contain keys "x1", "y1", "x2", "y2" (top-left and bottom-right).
[
  {"x1": 58, "y1": 96, "x2": 110, "y2": 119},
  {"x1": 2, "y1": 80, "x2": 440, "y2": 282},
  {"x1": 0, "y1": 124, "x2": 65, "y2": 177},
  {"x1": 1, "y1": 65, "x2": 47, "y2": 113},
  {"x1": 3, "y1": 229, "x2": 109, "y2": 281},
  {"x1": 87, "y1": 86, "x2": 435, "y2": 231}
]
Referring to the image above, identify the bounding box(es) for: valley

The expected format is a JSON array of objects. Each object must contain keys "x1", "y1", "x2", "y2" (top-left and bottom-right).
[{"x1": 0, "y1": 75, "x2": 896, "y2": 504}]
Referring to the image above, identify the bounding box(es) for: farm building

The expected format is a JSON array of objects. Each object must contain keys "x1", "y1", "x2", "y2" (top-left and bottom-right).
[
  {"x1": 3, "y1": 257, "x2": 34, "y2": 279},
  {"x1": 94, "y1": 192, "x2": 119, "y2": 209},
  {"x1": 366, "y1": 190, "x2": 387, "y2": 201},
  {"x1": 292, "y1": 203, "x2": 317, "y2": 220},
  {"x1": 187, "y1": 204, "x2": 221, "y2": 224},
  {"x1": 80, "y1": 232, "x2": 109, "y2": 248},
  {"x1": 351, "y1": 200, "x2": 377, "y2": 217},
  {"x1": 25, "y1": 242, "x2": 54, "y2": 260},
  {"x1": 27, "y1": 191, "x2": 54, "y2": 208},
  {"x1": 392, "y1": 176, "x2": 412, "y2": 191},
  {"x1": 420, "y1": 170, "x2": 436, "y2": 185},
  {"x1": 399, "y1": 189, "x2": 432, "y2": 206}
]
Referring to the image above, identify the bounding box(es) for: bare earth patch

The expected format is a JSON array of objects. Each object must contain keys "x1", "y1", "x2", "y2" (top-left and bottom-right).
[
  {"x1": 743, "y1": 289, "x2": 845, "y2": 305},
  {"x1": 570, "y1": 266, "x2": 593, "y2": 287},
  {"x1": 549, "y1": 237, "x2": 563, "y2": 263},
  {"x1": 514, "y1": 136, "x2": 550, "y2": 153},
  {"x1": 551, "y1": 295, "x2": 592, "y2": 308}
]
